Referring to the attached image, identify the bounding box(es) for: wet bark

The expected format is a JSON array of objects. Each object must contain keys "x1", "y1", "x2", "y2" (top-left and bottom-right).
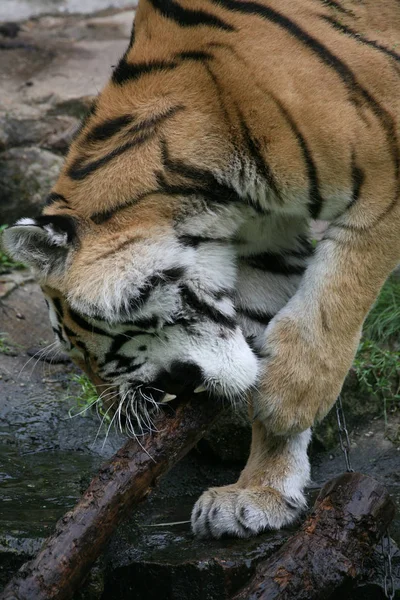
[
  {"x1": 232, "y1": 472, "x2": 396, "y2": 600},
  {"x1": 0, "y1": 395, "x2": 223, "y2": 600}
]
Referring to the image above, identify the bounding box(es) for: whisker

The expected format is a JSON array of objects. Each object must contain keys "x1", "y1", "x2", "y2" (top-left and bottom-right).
[
  {"x1": 68, "y1": 390, "x2": 118, "y2": 419},
  {"x1": 101, "y1": 399, "x2": 123, "y2": 449},
  {"x1": 18, "y1": 341, "x2": 58, "y2": 379},
  {"x1": 92, "y1": 399, "x2": 118, "y2": 447},
  {"x1": 118, "y1": 388, "x2": 156, "y2": 463}
]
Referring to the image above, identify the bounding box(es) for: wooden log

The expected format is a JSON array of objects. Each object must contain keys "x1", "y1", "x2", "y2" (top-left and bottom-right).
[
  {"x1": 232, "y1": 472, "x2": 396, "y2": 600},
  {"x1": 0, "y1": 394, "x2": 224, "y2": 600}
]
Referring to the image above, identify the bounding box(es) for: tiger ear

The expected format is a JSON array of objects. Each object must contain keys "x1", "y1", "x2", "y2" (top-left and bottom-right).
[{"x1": 2, "y1": 215, "x2": 77, "y2": 277}]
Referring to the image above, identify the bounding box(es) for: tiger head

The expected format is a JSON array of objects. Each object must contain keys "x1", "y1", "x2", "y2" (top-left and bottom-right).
[{"x1": 2, "y1": 86, "x2": 259, "y2": 430}]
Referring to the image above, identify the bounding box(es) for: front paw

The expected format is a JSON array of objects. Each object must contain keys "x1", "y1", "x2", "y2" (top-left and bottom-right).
[
  {"x1": 255, "y1": 317, "x2": 348, "y2": 435},
  {"x1": 191, "y1": 485, "x2": 305, "y2": 539}
]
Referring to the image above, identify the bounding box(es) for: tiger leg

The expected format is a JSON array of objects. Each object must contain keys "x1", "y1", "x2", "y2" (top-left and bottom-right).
[
  {"x1": 192, "y1": 216, "x2": 313, "y2": 538},
  {"x1": 252, "y1": 200, "x2": 400, "y2": 438},
  {"x1": 192, "y1": 420, "x2": 310, "y2": 538}
]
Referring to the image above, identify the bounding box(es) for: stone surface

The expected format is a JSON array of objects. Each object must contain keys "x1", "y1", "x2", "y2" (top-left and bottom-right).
[
  {"x1": 0, "y1": 114, "x2": 79, "y2": 153},
  {"x1": 0, "y1": 7, "x2": 135, "y2": 223},
  {"x1": 0, "y1": 1, "x2": 135, "y2": 22},
  {"x1": 0, "y1": 146, "x2": 64, "y2": 223},
  {"x1": 0, "y1": 10, "x2": 134, "y2": 117}
]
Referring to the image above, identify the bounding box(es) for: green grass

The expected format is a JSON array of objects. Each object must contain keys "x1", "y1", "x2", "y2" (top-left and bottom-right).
[
  {"x1": 67, "y1": 373, "x2": 112, "y2": 424},
  {"x1": 353, "y1": 276, "x2": 400, "y2": 430},
  {"x1": 362, "y1": 276, "x2": 400, "y2": 344},
  {"x1": 0, "y1": 225, "x2": 26, "y2": 273}
]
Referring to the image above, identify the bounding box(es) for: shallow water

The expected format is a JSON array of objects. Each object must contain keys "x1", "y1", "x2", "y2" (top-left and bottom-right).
[
  {"x1": 0, "y1": 434, "x2": 99, "y2": 540},
  {"x1": 0, "y1": 0, "x2": 133, "y2": 22}
]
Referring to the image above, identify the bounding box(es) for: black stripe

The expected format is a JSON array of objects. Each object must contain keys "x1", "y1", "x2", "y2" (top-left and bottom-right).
[
  {"x1": 52, "y1": 327, "x2": 63, "y2": 341},
  {"x1": 132, "y1": 315, "x2": 159, "y2": 329},
  {"x1": 90, "y1": 180, "x2": 202, "y2": 224},
  {"x1": 112, "y1": 58, "x2": 178, "y2": 85},
  {"x1": 242, "y1": 252, "x2": 306, "y2": 276},
  {"x1": 180, "y1": 285, "x2": 236, "y2": 328},
  {"x1": 68, "y1": 132, "x2": 154, "y2": 180},
  {"x1": 210, "y1": 287, "x2": 234, "y2": 301},
  {"x1": 238, "y1": 307, "x2": 274, "y2": 326},
  {"x1": 291, "y1": 235, "x2": 315, "y2": 259},
  {"x1": 102, "y1": 367, "x2": 140, "y2": 379},
  {"x1": 90, "y1": 209, "x2": 119, "y2": 225},
  {"x1": 69, "y1": 309, "x2": 111, "y2": 337},
  {"x1": 52, "y1": 297, "x2": 64, "y2": 319},
  {"x1": 85, "y1": 115, "x2": 133, "y2": 143},
  {"x1": 75, "y1": 340, "x2": 90, "y2": 354},
  {"x1": 273, "y1": 98, "x2": 324, "y2": 219},
  {"x1": 44, "y1": 192, "x2": 68, "y2": 206},
  {"x1": 176, "y1": 50, "x2": 214, "y2": 61},
  {"x1": 160, "y1": 138, "x2": 262, "y2": 210},
  {"x1": 127, "y1": 266, "x2": 185, "y2": 311},
  {"x1": 211, "y1": 0, "x2": 399, "y2": 179},
  {"x1": 202, "y1": 61, "x2": 233, "y2": 128},
  {"x1": 178, "y1": 234, "x2": 225, "y2": 247},
  {"x1": 321, "y1": 16, "x2": 400, "y2": 64},
  {"x1": 348, "y1": 151, "x2": 365, "y2": 207},
  {"x1": 104, "y1": 330, "x2": 149, "y2": 364},
  {"x1": 318, "y1": 0, "x2": 354, "y2": 16},
  {"x1": 63, "y1": 324, "x2": 76, "y2": 339},
  {"x1": 123, "y1": 104, "x2": 185, "y2": 138},
  {"x1": 236, "y1": 107, "x2": 282, "y2": 203},
  {"x1": 112, "y1": 356, "x2": 144, "y2": 371},
  {"x1": 148, "y1": 0, "x2": 234, "y2": 31}
]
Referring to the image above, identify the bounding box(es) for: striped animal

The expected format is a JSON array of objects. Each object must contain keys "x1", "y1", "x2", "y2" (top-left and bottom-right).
[{"x1": 4, "y1": 0, "x2": 400, "y2": 538}]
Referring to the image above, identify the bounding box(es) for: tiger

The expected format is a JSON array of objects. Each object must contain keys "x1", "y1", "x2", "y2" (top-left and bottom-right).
[{"x1": 3, "y1": 0, "x2": 400, "y2": 539}]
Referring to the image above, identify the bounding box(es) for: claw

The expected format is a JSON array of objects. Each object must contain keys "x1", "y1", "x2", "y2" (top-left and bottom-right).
[
  {"x1": 194, "y1": 385, "x2": 207, "y2": 394},
  {"x1": 161, "y1": 393, "x2": 177, "y2": 403}
]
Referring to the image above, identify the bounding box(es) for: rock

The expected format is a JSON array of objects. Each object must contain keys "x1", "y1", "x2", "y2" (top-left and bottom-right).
[
  {"x1": 103, "y1": 503, "x2": 290, "y2": 600},
  {"x1": 0, "y1": 146, "x2": 63, "y2": 224},
  {"x1": 0, "y1": 115, "x2": 79, "y2": 154},
  {"x1": 0, "y1": 23, "x2": 21, "y2": 38},
  {"x1": 48, "y1": 96, "x2": 96, "y2": 120},
  {"x1": 0, "y1": 2, "x2": 133, "y2": 22},
  {"x1": 202, "y1": 404, "x2": 251, "y2": 463}
]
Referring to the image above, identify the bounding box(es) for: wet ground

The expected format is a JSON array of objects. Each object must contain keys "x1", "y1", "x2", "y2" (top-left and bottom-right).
[{"x1": 1, "y1": 269, "x2": 399, "y2": 599}]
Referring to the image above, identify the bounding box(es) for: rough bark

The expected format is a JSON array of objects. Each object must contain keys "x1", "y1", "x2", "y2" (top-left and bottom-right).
[
  {"x1": 0, "y1": 395, "x2": 224, "y2": 600},
  {"x1": 232, "y1": 472, "x2": 396, "y2": 600}
]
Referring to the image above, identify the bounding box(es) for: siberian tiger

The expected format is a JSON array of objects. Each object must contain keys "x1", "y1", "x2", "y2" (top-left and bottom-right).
[{"x1": 3, "y1": 0, "x2": 400, "y2": 538}]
